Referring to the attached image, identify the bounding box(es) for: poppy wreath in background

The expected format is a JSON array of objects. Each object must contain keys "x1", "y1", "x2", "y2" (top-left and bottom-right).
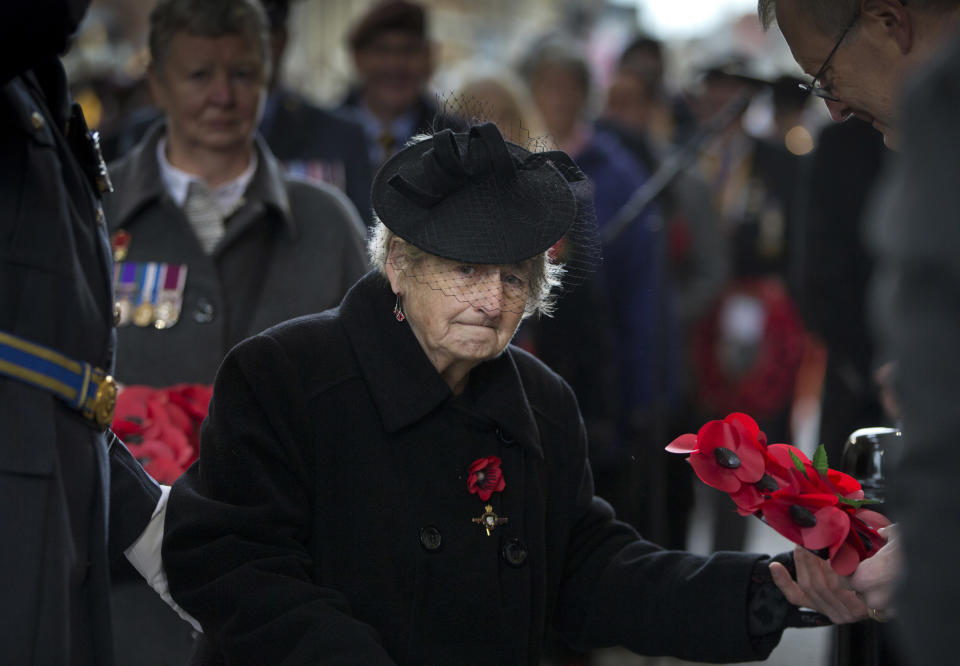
[
  {"x1": 666, "y1": 412, "x2": 890, "y2": 576},
  {"x1": 111, "y1": 384, "x2": 212, "y2": 484},
  {"x1": 693, "y1": 278, "x2": 805, "y2": 421}
]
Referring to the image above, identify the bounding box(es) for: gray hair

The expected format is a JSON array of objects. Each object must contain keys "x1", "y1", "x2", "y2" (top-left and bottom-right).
[
  {"x1": 149, "y1": 0, "x2": 271, "y2": 75},
  {"x1": 759, "y1": 0, "x2": 960, "y2": 36},
  {"x1": 366, "y1": 219, "x2": 565, "y2": 319}
]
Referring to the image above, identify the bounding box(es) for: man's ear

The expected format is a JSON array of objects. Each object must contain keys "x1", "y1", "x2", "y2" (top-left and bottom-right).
[
  {"x1": 384, "y1": 238, "x2": 405, "y2": 295},
  {"x1": 861, "y1": 0, "x2": 913, "y2": 54}
]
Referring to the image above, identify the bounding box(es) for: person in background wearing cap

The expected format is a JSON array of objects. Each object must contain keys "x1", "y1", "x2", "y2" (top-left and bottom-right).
[
  {"x1": 258, "y1": 0, "x2": 373, "y2": 222},
  {"x1": 760, "y1": 0, "x2": 960, "y2": 661},
  {"x1": 339, "y1": 0, "x2": 458, "y2": 172},
  {"x1": 0, "y1": 1, "x2": 194, "y2": 663},
  {"x1": 162, "y1": 122, "x2": 870, "y2": 665},
  {"x1": 102, "y1": 1, "x2": 367, "y2": 660}
]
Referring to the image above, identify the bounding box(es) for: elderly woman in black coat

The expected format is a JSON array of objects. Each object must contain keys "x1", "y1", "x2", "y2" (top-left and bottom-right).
[{"x1": 162, "y1": 123, "x2": 867, "y2": 665}]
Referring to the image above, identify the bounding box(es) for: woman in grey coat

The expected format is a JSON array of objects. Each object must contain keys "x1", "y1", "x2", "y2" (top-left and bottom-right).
[{"x1": 102, "y1": 0, "x2": 368, "y2": 388}]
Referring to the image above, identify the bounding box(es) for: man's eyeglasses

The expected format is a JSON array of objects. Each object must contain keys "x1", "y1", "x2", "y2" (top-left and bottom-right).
[{"x1": 798, "y1": 11, "x2": 860, "y2": 102}]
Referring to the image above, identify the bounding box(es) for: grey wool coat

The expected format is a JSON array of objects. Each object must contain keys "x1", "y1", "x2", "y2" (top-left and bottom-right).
[
  {"x1": 163, "y1": 272, "x2": 784, "y2": 666},
  {"x1": 102, "y1": 123, "x2": 369, "y2": 386}
]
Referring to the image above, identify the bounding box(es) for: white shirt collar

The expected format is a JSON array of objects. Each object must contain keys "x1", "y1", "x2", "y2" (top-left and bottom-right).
[{"x1": 156, "y1": 137, "x2": 258, "y2": 215}]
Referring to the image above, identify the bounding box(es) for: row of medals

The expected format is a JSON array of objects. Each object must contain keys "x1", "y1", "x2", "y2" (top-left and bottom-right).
[
  {"x1": 113, "y1": 232, "x2": 180, "y2": 330},
  {"x1": 116, "y1": 298, "x2": 179, "y2": 329}
]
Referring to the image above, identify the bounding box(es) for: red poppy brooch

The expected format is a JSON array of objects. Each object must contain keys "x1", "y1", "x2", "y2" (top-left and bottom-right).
[
  {"x1": 468, "y1": 456, "x2": 507, "y2": 536},
  {"x1": 468, "y1": 456, "x2": 506, "y2": 501},
  {"x1": 666, "y1": 412, "x2": 890, "y2": 575}
]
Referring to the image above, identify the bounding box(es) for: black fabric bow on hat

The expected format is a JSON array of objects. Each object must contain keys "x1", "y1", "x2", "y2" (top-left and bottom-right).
[{"x1": 371, "y1": 122, "x2": 592, "y2": 266}]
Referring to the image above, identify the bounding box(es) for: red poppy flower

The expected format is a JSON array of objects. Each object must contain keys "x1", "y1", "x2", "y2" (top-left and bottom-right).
[
  {"x1": 468, "y1": 456, "x2": 506, "y2": 501},
  {"x1": 823, "y1": 508, "x2": 892, "y2": 575},
  {"x1": 666, "y1": 412, "x2": 766, "y2": 493},
  {"x1": 761, "y1": 490, "x2": 849, "y2": 553}
]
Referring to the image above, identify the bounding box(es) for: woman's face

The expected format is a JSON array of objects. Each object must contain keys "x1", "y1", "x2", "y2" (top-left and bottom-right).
[
  {"x1": 149, "y1": 32, "x2": 267, "y2": 155},
  {"x1": 387, "y1": 245, "x2": 529, "y2": 376}
]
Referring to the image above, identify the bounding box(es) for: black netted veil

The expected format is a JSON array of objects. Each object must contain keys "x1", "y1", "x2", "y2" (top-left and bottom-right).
[{"x1": 371, "y1": 122, "x2": 600, "y2": 316}]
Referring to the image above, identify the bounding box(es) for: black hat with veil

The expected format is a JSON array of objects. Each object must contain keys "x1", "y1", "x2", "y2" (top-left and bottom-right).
[{"x1": 371, "y1": 122, "x2": 600, "y2": 316}]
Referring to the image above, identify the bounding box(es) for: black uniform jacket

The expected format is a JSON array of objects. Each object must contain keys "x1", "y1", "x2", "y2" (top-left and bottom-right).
[
  {"x1": 163, "y1": 272, "x2": 781, "y2": 665},
  {"x1": 0, "y1": 3, "x2": 160, "y2": 662}
]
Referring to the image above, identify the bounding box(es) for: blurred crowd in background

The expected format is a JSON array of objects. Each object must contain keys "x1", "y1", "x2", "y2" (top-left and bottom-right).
[{"x1": 67, "y1": 1, "x2": 894, "y2": 663}]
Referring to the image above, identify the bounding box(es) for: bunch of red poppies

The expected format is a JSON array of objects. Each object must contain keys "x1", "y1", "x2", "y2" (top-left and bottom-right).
[
  {"x1": 666, "y1": 412, "x2": 890, "y2": 575},
  {"x1": 112, "y1": 384, "x2": 212, "y2": 484}
]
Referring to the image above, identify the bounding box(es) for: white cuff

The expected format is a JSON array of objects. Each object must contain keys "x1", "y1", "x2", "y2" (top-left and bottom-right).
[{"x1": 124, "y1": 485, "x2": 203, "y2": 633}]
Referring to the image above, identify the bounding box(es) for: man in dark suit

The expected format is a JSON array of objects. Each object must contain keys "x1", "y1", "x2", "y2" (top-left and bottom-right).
[
  {"x1": 866, "y1": 33, "x2": 960, "y2": 666},
  {"x1": 0, "y1": 1, "x2": 167, "y2": 663},
  {"x1": 761, "y1": 2, "x2": 960, "y2": 663}
]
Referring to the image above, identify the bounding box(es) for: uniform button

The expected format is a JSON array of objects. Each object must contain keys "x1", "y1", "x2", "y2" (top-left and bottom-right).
[
  {"x1": 496, "y1": 427, "x2": 516, "y2": 445},
  {"x1": 113, "y1": 304, "x2": 122, "y2": 327},
  {"x1": 30, "y1": 111, "x2": 45, "y2": 130},
  {"x1": 502, "y1": 538, "x2": 528, "y2": 567},
  {"x1": 193, "y1": 297, "x2": 215, "y2": 324},
  {"x1": 96, "y1": 207, "x2": 105, "y2": 226},
  {"x1": 419, "y1": 525, "x2": 443, "y2": 552}
]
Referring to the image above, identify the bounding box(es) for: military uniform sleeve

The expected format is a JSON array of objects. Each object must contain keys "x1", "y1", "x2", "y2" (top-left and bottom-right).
[
  {"x1": 162, "y1": 332, "x2": 396, "y2": 665},
  {"x1": 0, "y1": 0, "x2": 91, "y2": 84},
  {"x1": 107, "y1": 430, "x2": 163, "y2": 561},
  {"x1": 552, "y1": 387, "x2": 780, "y2": 662}
]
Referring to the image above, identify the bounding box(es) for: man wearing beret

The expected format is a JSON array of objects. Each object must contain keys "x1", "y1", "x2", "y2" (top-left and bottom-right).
[{"x1": 339, "y1": 0, "x2": 457, "y2": 172}]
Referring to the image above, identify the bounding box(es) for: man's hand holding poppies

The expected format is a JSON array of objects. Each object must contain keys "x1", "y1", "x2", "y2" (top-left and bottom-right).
[{"x1": 771, "y1": 547, "x2": 869, "y2": 624}]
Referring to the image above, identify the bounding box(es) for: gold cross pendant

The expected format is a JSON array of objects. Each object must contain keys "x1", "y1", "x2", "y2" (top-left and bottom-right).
[{"x1": 472, "y1": 504, "x2": 508, "y2": 536}]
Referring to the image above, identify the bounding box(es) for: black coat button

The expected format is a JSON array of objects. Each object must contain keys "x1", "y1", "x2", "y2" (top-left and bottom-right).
[
  {"x1": 496, "y1": 427, "x2": 516, "y2": 445},
  {"x1": 502, "y1": 538, "x2": 527, "y2": 567},
  {"x1": 193, "y1": 297, "x2": 215, "y2": 324},
  {"x1": 419, "y1": 525, "x2": 442, "y2": 552}
]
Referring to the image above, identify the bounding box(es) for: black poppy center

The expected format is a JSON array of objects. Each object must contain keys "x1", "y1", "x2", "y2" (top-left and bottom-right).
[
  {"x1": 713, "y1": 447, "x2": 741, "y2": 469},
  {"x1": 789, "y1": 504, "x2": 818, "y2": 528},
  {"x1": 755, "y1": 474, "x2": 779, "y2": 493},
  {"x1": 475, "y1": 471, "x2": 486, "y2": 484}
]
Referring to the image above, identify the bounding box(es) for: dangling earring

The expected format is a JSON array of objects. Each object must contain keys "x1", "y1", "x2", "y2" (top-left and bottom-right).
[{"x1": 393, "y1": 294, "x2": 405, "y2": 322}]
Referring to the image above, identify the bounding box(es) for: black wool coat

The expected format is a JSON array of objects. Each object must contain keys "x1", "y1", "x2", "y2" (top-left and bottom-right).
[{"x1": 163, "y1": 272, "x2": 781, "y2": 665}]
